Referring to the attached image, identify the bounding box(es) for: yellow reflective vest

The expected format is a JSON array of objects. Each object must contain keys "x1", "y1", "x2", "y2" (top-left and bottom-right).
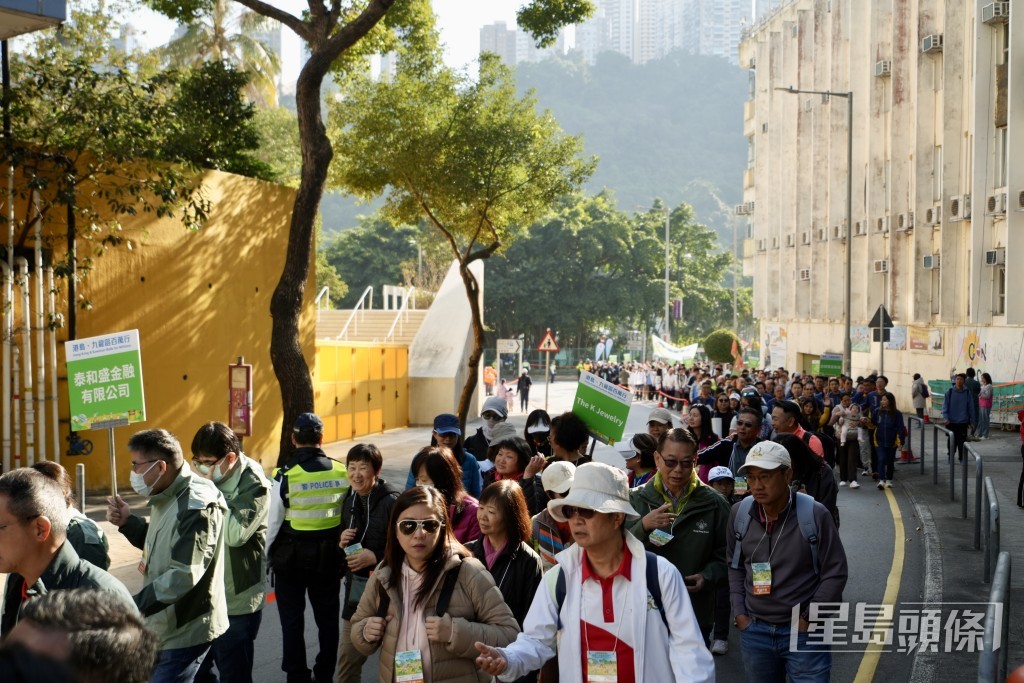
[{"x1": 282, "y1": 460, "x2": 349, "y2": 532}]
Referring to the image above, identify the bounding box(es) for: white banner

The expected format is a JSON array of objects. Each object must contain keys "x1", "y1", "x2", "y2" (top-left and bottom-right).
[{"x1": 651, "y1": 335, "x2": 698, "y2": 362}]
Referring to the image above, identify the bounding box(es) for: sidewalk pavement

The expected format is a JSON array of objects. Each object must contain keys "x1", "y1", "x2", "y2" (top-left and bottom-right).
[{"x1": 896, "y1": 422, "x2": 1023, "y2": 680}]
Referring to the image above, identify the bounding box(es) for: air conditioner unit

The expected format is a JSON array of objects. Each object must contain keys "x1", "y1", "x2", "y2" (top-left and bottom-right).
[
  {"x1": 746, "y1": 201, "x2": 756, "y2": 213},
  {"x1": 816, "y1": 227, "x2": 828, "y2": 242},
  {"x1": 922, "y1": 34, "x2": 944, "y2": 53},
  {"x1": 833, "y1": 225, "x2": 846, "y2": 240},
  {"x1": 801, "y1": 231, "x2": 811, "y2": 245},
  {"x1": 762, "y1": 123, "x2": 769, "y2": 133},
  {"x1": 949, "y1": 194, "x2": 972, "y2": 221},
  {"x1": 985, "y1": 248, "x2": 1006, "y2": 266},
  {"x1": 875, "y1": 60, "x2": 892, "y2": 77},
  {"x1": 854, "y1": 221, "x2": 867, "y2": 236},
  {"x1": 877, "y1": 216, "x2": 890, "y2": 233},
  {"x1": 1018, "y1": 190, "x2": 1024, "y2": 210},
  {"x1": 772, "y1": 236, "x2": 780, "y2": 249},
  {"x1": 922, "y1": 253, "x2": 941, "y2": 269},
  {"x1": 757, "y1": 238, "x2": 767, "y2": 252},
  {"x1": 785, "y1": 234, "x2": 795, "y2": 247},
  {"x1": 798, "y1": 268, "x2": 811, "y2": 281},
  {"x1": 986, "y1": 192, "x2": 1007, "y2": 215},
  {"x1": 873, "y1": 259, "x2": 889, "y2": 273},
  {"x1": 804, "y1": 99, "x2": 813, "y2": 112},
  {"x1": 897, "y1": 212, "x2": 914, "y2": 231},
  {"x1": 925, "y1": 204, "x2": 942, "y2": 225},
  {"x1": 982, "y1": 2, "x2": 1009, "y2": 25},
  {"x1": 735, "y1": 204, "x2": 750, "y2": 216}
]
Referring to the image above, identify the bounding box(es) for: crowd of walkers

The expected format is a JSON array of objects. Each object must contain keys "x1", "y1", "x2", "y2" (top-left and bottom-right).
[{"x1": 7, "y1": 359, "x2": 1013, "y2": 683}]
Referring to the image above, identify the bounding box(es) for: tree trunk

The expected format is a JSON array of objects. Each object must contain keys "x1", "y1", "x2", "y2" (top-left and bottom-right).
[
  {"x1": 455, "y1": 260, "x2": 486, "y2": 430},
  {"x1": 270, "y1": 51, "x2": 334, "y2": 467}
]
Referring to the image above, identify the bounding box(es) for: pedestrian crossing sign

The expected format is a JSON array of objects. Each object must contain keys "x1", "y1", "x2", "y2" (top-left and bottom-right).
[{"x1": 537, "y1": 330, "x2": 559, "y2": 353}]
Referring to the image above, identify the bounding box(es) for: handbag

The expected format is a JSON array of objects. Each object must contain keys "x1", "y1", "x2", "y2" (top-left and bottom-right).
[{"x1": 347, "y1": 574, "x2": 369, "y2": 607}]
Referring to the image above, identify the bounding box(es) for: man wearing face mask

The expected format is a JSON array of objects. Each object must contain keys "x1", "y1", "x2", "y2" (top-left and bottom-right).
[
  {"x1": 106, "y1": 429, "x2": 229, "y2": 683},
  {"x1": 189, "y1": 422, "x2": 271, "y2": 683},
  {"x1": 465, "y1": 396, "x2": 510, "y2": 462}
]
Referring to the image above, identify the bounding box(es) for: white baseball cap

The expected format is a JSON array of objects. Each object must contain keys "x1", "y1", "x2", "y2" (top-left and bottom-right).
[
  {"x1": 738, "y1": 440, "x2": 792, "y2": 473},
  {"x1": 708, "y1": 466, "x2": 735, "y2": 482},
  {"x1": 541, "y1": 461, "x2": 575, "y2": 494}
]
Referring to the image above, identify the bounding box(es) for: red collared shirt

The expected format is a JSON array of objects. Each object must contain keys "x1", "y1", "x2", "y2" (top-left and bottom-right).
[{"x1": 579, "y1": 541, "x2": 636, "y2": 683}]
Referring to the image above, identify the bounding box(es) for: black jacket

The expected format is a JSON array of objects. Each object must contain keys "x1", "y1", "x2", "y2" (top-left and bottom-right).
[
  {"x1": 480, "y1": 471, "x2": 548, "y2": 517},
  {"x1": 0, "y1": 541, "x2": 135, "y2": 637},
  {"x1": 464, "y1": 539, "x2": 543, "y2": 629},
  {"x1": 339, "y1": 478, "x2": 401, "y2": 620}
]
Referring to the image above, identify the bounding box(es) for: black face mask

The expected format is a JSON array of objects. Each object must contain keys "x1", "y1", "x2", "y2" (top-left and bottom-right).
[{"x1": 531, "y1": 432, "x2": 550, "y2": 445}]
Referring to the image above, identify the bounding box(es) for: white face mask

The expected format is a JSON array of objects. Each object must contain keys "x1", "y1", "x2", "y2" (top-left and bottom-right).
[
  {"x1": 196, "y1": 457, "x2": 233, "y2": 484},
  {"x1": 130, "y1": 460, "x2": 160, "y2": 497}
]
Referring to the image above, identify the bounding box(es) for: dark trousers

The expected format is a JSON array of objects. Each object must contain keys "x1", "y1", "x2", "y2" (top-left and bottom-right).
[
  {"x1": 274, "y1": 541, "x2": 341, "y2": 683},
  {"x1": 713, "y1": 582, "x2": 731, "y2": 641},
  {"x1": 1017, "y1": 444, "x2": 1024, "y2": 508},
  {"x1": 949, "y1": 422, "x2": 969, "y2": 461},
  {"x1": 195, "y1": 610, "x2": 263, "y2": 683},
  {"x1": 520, "y1": 389, "x2": 530, "y2": 411},
  {"x1": 839, "y1": 438, "x2": 860, "y2": 482}
]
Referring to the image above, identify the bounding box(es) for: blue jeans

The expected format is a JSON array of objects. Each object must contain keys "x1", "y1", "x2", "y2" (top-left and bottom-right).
[
  {"x1": 151, "y1": 642, "x2": 212, "y2": 683},
  {"x1": 875, "y1": 445, "x2": 895, "y2": 481},
  {"x1": 977, "y1": 406, "x2": 991, "y2": 438},
  {"x1": 195, "y1": 611, "x2": 263, "y2": 683},
  {"x1": 739, "y1": 618, "x2": 831, "y2": 683}
]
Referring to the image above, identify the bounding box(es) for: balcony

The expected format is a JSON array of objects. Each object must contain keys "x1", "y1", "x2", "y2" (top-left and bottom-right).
[{"x1": 0, "y1": 0, "x2": 65, "y2": 40}]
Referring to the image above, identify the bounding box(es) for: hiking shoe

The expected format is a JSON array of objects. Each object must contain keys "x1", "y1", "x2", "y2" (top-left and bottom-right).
[
  {"x1": 849, "y1": 480, "x2": 860, "y2": 489},
  {"x1": 839, "y1": 480, "x2": 848, "y2": 487},
  {"x1": 710, "y1": 640, "x2": 729, "y2": 655},
  {"x1": 877, "y1": 481, "x2": 885, "y2": 490},
  {"x1": 885, "y1": 481, "x2": 893, "y2": 488}
]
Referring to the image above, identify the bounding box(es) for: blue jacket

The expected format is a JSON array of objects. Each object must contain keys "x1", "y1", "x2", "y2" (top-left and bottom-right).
[
  {"x1": 871, "y1": 409, "x2": 905, "y2": 448},
  {"x1": 942, "y1": 386, "x2": 976, "y2": 425}
]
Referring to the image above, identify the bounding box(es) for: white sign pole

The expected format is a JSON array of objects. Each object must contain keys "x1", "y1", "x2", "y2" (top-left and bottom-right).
[{"x1": 544, "y1": 350, "x2": 551, "y2": 411}]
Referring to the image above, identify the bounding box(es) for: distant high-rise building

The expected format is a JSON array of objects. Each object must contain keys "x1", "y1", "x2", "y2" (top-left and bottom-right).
[
  {"x1": 516, "y1": 28, "x2": 566, "y2": 64},
  {"x1": 112, "y1": 23, "x2": 139, "y2": 54},
  {"x1": 680, "y1": 0, "x2": 745, "y2": 65},
  {"x1": 479, "y1": 21, "x2": 518, "y2": 66}
]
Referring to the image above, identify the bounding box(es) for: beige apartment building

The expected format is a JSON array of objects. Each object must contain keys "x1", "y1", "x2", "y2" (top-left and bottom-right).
[{"x1": 739, "y1": 0, "x2": 1024, "y2": 404}]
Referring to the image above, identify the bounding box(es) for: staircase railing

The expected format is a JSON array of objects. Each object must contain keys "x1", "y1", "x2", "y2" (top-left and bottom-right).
[
  {"x1": 314, "y1": 286, "x2": 331, "y2": 322},
  {"x1": 335, "y1": 287, "x2": 373, "y2": 341},
  {"x1": 384, "y1": 287, "x2": 416, "y2": 342}
]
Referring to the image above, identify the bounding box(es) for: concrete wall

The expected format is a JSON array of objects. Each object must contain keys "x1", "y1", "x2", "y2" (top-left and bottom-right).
[
  {"x1": 4, "y1": 168, "x2": 305, "y2": 489},
  {"x1": 408, "y1": 260, "x2": 483, "y2": 426},
  {"x1": 739, "y1": 0, "x2": 1023, "y2": 396}
]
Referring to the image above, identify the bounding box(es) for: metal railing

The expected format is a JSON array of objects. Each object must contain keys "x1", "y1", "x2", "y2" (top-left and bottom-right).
[
  {"x1": 978, "y1": 551, "x2": 1011, "y2": 682},
  {"x1": 963, "y1": 444, "x2": 984, "y2": 548},
  {"x1": 314, "y1": 286, "x2": 331, "y2": 322},
  {"x1": 384, "y1": 287, "x2": 416, "y2": 342},
  {"x1": 335, "y1": 287, "x2": 373, "y2": 341},
  {"x1": 982, "y1": 476, "x2": 1001, "y2": 584},
  {"x1": 906, "y1": 415, "x2": 927, "y2": 476}
]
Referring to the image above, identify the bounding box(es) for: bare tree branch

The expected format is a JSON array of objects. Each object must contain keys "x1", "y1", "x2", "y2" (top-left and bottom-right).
[
  {"x1": 322, "y1": 0, "x2": 395, "y2": 56},
  {"x1": 232, "y1": 0, "x2": 311, "y2": 41}
]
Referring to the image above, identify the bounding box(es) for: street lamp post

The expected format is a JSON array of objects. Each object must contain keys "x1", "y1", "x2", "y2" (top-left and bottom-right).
[
  {"x1": 664, "y1": 207, "x2": 671, "y2": 341},
  {"x1": 775, "y1": 86, "x2": 854, "y2": 376}
]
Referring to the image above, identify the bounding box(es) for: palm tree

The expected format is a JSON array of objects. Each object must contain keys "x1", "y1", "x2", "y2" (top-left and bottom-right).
[{"x1": 162, "y1": 0, "x2": 281, "y2": 108}]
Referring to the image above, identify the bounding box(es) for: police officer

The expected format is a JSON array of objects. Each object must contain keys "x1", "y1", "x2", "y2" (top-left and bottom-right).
[{"x1": 266, "y1": 413, "x2": 348, "y2": 683}]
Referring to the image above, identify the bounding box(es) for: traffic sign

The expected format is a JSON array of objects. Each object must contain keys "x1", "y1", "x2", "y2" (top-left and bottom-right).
[
  {"x1": 537, "y1": 330, "x2": 559, "y2": 353},
  {"x1": 868, "y1": 305, "x2": 894, "y2": 329},
  {"x1": 496, "y1": 338, "x2": 522, "y2": 354}
]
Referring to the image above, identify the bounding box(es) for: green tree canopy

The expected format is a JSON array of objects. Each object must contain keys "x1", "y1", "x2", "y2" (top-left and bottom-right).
[
  {"x1": 330, "y1": 52, "x2": 594, "y2": 424},
  {"x1": 703, "y1": 328, "x2": 742, "y2": 363}
]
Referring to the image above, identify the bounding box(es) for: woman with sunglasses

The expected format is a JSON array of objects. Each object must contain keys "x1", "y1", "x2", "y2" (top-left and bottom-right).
[
  {"x1": 412, "y1": 446, "x2": 482, "y2": 544},
  {"x1": 711, "y1": 393, "x2": 735, "y2": 440},
  {"x1": 351, "y1": 487, "x2": 519, "y2": 683},
  {"x1": 465, "y1": 482, "x2": 543, "y2": 645}
]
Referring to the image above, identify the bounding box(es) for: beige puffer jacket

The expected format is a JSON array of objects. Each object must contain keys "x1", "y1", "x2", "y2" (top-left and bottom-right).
[{"x1": 351, "y1": 553, "x2": 519, "y2": 683}]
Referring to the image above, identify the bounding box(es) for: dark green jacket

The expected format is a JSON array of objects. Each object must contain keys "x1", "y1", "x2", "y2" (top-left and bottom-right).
[
  {"x1": 627, "y1": 478, "x2": 730, "y2": 634},
  {"x1": 0, "y1": 541, "x2": 134, "y2": 637}
]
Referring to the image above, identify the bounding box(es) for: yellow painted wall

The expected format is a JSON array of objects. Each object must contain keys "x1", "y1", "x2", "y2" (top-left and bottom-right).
[
  {"x1": 313, "y1": 341, "x2": 409, "y2": 444},
  {"x1": 6, "y1": 169, "x2": 308, "y2": 489}
]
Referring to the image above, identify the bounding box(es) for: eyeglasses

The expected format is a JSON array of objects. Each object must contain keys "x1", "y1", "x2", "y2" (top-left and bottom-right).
[
  {"x1": 482, "y1": 413, "x2": 501, "y2": 420},
  {"x1": 561, "y1": 506, "x2": 597, "y2": 520},
  {"x1": 736, "y1": 420, "x2": 760, "y2": 428},
  {"x1": 130, "y1": 460, "x2": 159, "y2": 472},
  {"x1": 397, "y1": 519, "x2": 444, "y2": 535},
  {"x1": 661, "y1": 458, "x2": 695, "y2": 471}
]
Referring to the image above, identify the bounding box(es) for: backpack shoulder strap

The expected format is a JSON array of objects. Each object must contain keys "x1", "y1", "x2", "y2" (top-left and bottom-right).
[
  {"x1": 730, "y1": 496, "x2": 755, "y2": 570},
  {"x1": 375, "y1": 578, "x2": 390, "y2": 619},
  {"x1": 644, "y1": 551, "x2": 669, "y2": 633},
  {"x1": 435, "y1": 562, "x2": 463, "y2": 616},
  {"x1": 794, "y1": 492, "x2": 820, "y2": 575}
]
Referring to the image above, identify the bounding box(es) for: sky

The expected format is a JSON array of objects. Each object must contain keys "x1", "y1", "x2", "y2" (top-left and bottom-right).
[{"x1": 130, "y1": 0, "x2": 528, "y2": 80}]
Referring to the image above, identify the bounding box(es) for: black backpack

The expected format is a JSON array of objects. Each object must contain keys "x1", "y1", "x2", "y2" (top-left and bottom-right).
[{"x1": 803, "y1": 430, "x2": 836, "y2": 469}]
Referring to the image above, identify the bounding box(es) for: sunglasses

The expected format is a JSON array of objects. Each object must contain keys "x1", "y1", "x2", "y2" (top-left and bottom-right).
[
  {"x1": 736, "y1": 420, "x2": 760, "y2": 428},
  {"x1": 661, "y1": 458, "x2": 695, "y2": 470},
  {"x1": 561, "y1": 506, "x2": 597, "y2": 520},
  {"x1": 396, "y1": 519, "x2": 445, "y2": 536}
]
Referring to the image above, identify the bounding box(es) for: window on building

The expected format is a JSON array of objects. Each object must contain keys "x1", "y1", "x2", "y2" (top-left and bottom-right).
[
  {"x1": 933, "y1": 146, "x2": 943, "y2": 202},
  {"x1": 995, "y1": 127, "x2": 1008, "y2": 188},
  {"x1": 995, "y1": 265, "x2": 1006, "y2": 316}
]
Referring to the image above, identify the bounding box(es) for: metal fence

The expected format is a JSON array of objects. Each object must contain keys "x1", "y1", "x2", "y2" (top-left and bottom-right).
[{"x1": 978, "y1": 551, "x2": 1011, "y2": 682}]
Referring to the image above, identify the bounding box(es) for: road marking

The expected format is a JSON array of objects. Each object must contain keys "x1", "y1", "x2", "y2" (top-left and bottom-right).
[
  {"x1": 852, "y1": 487, "x2": 905, "y2": 683},
  {"x1": 903, "y1": 484, "x2": 942, "y2": 683}
]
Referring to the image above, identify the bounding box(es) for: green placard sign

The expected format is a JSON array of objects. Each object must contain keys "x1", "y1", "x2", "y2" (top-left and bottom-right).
[
  {"x1": 820, "y1": 353, "x2": 843, "y2": 377},
  {"x1": 65, "y1": 330, "x2": 146, "y2": 431},
  {"x1": 573, "y1": 371, "x2": 633, "y2": 444}
]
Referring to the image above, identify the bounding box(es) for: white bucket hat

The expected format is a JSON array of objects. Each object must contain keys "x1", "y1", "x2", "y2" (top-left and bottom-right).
[{"x1": 548, "y1": 462, "x2": 641, "y2": 522}]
